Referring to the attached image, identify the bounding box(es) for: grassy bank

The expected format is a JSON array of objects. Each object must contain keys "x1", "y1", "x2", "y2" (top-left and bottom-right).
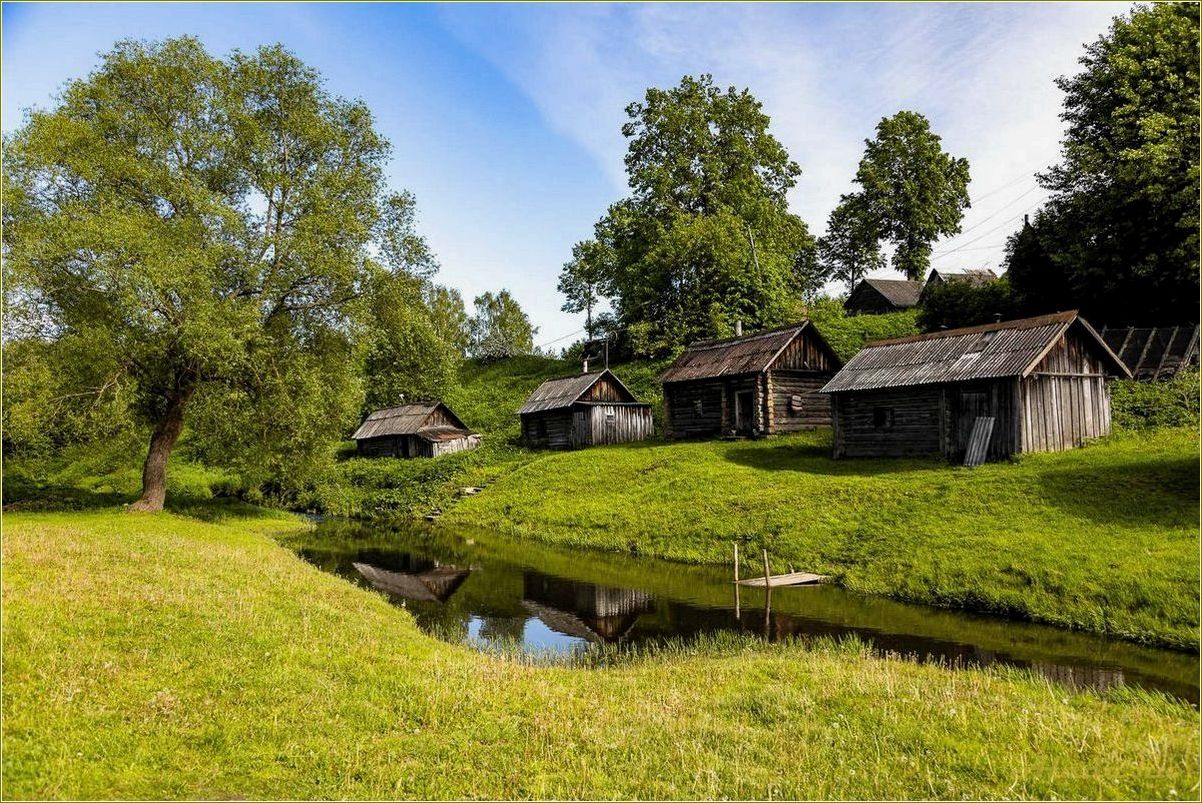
[
  {"x1": 2, "y1": 508, "x2": 1198, "y2": 798},
  {"x1": 444, "y1": 427, "x2": 1200, "y2": 649}
]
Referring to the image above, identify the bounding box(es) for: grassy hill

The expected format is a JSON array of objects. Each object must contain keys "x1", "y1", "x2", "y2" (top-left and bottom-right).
[{"x1": 3, "y1": 508, "x2": 1196, "y2": 798}]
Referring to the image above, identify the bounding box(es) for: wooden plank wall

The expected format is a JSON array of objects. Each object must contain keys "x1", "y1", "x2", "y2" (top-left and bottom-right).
[
  {"x1": 583, "y1": 404, "x2": 654, "y2": 445},
  {"x1": 520, "y1": 410, "x2": 574, "y2": 449},
  {"x1": 831, "y1": 386, "x2": 943, "y2": 457},
  {"x1": 945, "y1": 380, "x2": 1017, "y2": 460},
  {"x1": 768, "y1": 371, "x2": 832, "y2": 432},
  {"x1": 1019, "y1": 330, "x2": 1113, "y2": 453},
  {"x1": 663, "y1": 380, "x2": 731, "y2": 438},
  {"x1": 580, "y1": 375, "x2": 631, "y2": 403},
  {"x1": 429, "y1": 434, "x2": 482, "y2": 458}
]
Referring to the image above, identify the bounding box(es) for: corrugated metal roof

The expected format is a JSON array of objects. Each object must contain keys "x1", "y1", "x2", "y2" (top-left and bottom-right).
[
  {"x1": 660, "y1": 322, "x2": 829, "y2": 383},
  {"x1": 351, "y1": 402, "x2": 471, "y2": 440},
  {"x1": 820, "y1": 311, "x2": 1127, "y2": 393},
  {"x1": 517, "y1": 369, "x2": 640, "y2": 414}
]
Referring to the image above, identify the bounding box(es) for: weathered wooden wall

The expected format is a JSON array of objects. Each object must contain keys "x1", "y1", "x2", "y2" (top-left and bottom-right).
[
  {"x1": 663, "y1": 380, "x2": 728, "y2": 438},
  {"x1": 520, "y1": 410, "x2": 575, "y2": 449},
  {"x1": 357, "y1": 433, "x2": 480, "y2": 458},
  {"x1": 1018, "y1": 332, "x2": 1112, "y2": 452},
  {"x1": 831, "y1": 386, "x2": 944, "y2": 458},
  {"x1": 429, "y1": 434, "x2": 482, "y2": 457},
  {"x1": 767, "y1": 372, "x2": 832, "y2": 432},
  {"x1": 578, "y1": 404, "x2": 654, "y2": 446},
  {"x1": 579, "y1": 376, "x2": 629, "y2": 403}
]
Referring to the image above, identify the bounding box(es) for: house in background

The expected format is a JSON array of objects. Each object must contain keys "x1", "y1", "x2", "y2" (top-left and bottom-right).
[
  {"x1": 661, "y1": 321, "x2": 842, "y2": 439},
  {"x1": 843, "y1": 278, "x2": 924, "y2": 315},
  {"x1": 925, "y1": 267, "x2": 999, "y2": 288},
  {"x1": 352, "y1": 401, "x2": 480, "y2": 458},
  {"x1": 1100, "y1": 325, "x2": 1199, "y2": 380},
  {"x1": 518, "y1": 369, "x2": 654, "y2": 449},
  {"x1": 820, "y1": 311, "x2": 1130, "y2": 461}
]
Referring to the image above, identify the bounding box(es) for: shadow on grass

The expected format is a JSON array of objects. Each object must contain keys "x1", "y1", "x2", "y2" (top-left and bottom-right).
[
  {"x1": 3, "y1": 480, "x2": 278, "y2": 524},
  {"x1": 723, "y1": 440, "x2": 946, "y2": 476},
  {"x1": 1035, "y1": 456, "x2": 1199, "y2": 528}
]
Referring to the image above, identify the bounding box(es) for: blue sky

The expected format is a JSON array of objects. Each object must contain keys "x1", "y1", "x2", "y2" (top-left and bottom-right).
[{"x1": 2, "y1": 2, "x2": 1130, "y2": 345}]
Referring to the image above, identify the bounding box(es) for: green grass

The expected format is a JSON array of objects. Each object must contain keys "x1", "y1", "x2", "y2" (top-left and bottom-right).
[
  {"x1": 445, "y1": 426, "x2": 1200, "y2": 649},
  {"x1": 3, "y1": 508, "x2": 1198, "y2": 799}
]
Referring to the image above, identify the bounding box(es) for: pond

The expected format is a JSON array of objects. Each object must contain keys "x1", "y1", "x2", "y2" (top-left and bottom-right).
[{"x1": 289, "y1": 519, "x2": 1200, "y2": 705}]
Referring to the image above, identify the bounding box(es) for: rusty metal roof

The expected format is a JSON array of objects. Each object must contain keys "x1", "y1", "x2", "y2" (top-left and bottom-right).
[
  {"x1": 517, "y1": 369, "x2": 642, "y2": 414},
  {"x1": 660, "y1": 321, "x2": 838, "y2": 383},
  {"x1": 351, "y1": 402, "x2": 471, "y2": 440},
  {"x1": 820, "y1": 311, "x2": 1129, "y2": 393}
]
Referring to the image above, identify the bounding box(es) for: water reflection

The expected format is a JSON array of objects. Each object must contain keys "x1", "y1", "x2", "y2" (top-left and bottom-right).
[{"x1": 291, "y1": 521, "x2": 1198, "y2": 705}]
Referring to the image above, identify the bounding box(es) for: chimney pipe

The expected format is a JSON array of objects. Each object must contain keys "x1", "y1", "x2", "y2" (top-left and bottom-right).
[
  {"x1": 582, "y1": 357, "x2": 589, "y2": 373},
  {"x1": 993, "y1": 312, "x2": 1003, "y2": 323},
  {"x1": 734, "y1": 320, "x2": 743, "y2": 337}
]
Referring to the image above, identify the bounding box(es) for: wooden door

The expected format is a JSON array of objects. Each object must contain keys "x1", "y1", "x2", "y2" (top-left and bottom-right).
[
  {"x1": 571, "y1": 408, "x2": 591, "y2": 448},
  {"x1": 735, "y1": 391, "x2": 754, "y2": 435}
]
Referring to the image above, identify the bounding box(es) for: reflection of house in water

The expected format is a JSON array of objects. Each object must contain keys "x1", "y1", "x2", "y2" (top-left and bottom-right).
[
  {"x1": 353, "y1": 557, "x2": 470, "y2": 604},
  {"x1": 521, "y1": 572, "x2": 655, "y2": 643}
]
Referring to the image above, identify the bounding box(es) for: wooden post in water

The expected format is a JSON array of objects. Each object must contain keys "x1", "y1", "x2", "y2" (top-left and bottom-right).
[
  {"x1": 762, "y1": 548, "x2": 772, "y2": 633},
  {"x1": 733, "y1": 542, "x2": 741, "y2": 619}
]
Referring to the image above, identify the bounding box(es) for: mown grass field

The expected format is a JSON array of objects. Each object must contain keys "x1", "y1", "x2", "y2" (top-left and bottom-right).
[
  {"x1": 3, "y1": 508, "x2": 1198, "y2": 799},
  {"x1": 445, "y1": 426, "x2": 1201, "y2": 649}
]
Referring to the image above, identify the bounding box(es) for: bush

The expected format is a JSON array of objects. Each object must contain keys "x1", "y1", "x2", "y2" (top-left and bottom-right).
[{"x1": 1111, "y1": 369, "x2": 1200, "y2": 430}]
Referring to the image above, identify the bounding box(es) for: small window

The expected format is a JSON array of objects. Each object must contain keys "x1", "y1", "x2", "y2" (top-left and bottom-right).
[
  {"x1": 605, "y1": 412, "x2": 615, "y2": 422},
  {"x1": 693, "y1": 399, "x2": 704, "y2": 416},
  {"x1": 967, "y1": 330, "x2": 998, "y2": 355},
  {"x1": 873, "y1": 407, "x2": 895, "y2": 430}
]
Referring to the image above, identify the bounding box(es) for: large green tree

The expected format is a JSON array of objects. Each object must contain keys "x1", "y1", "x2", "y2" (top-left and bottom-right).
[
  {"x1": 1007, "y1": 3, "x2": 1199, "y2": 324},
  {"x1": 2, "y1": 37, "x2": 434, "y2": 511},
  {"x1": 468, "y1": 290, "x2": 537, "y2": 361},
  {"x1": 818, "y1": 192, "x2": 884, "y2": 293},
  {"x1": 578, "y1": 75, "x2": 818, "y2": 355},
  {"x1": 557, "y1": 239, "x2": 612, "y2": 341},
  {"x1": 851, "y1": 111, "x2": 971, "y2": 281}
]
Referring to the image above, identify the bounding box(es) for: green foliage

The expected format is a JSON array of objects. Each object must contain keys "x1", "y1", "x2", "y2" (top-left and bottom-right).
[
  {"x1": 806, "y1": 296, "x2": 920, "y2": 361},
  {"x1": 851, "y1": 111, "x2": 971, "y2": 280},
  {"x1": 916, "y1": 277, "x2": 1016, "y2": 332},
  {"x1": 6, "y1": 510, "x2": 1196, "y2": 797},
  {"x1": 817, "y1": 193, "x2": 884, "y2": 293},
  {"x1": 1, "y1": 37, "x2": 455, "y2": 507},
  {"x1": 1112, "y1": 369, "x2": 1201, "y2": 431},
  {"x1": 583, "y1": 75, "x2": 819, "y2": 356},
  {"x1": 1011, "y1": 3, "x2": 1200, "y2": 324},
  {"x1": 557, "y1": 240, "x2": 611, "y2": 340},
  {"x1": 447, "y1": 427, "x2": 1200, "y2": 648},
  {"x1": 468, "y1": 290, "x2": 538, "y2": 361}
]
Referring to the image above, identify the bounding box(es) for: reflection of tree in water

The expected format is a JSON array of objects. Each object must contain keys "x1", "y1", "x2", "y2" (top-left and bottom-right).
[{"x1": 477, "y1": 615, "x2": 527, "y2": 644}]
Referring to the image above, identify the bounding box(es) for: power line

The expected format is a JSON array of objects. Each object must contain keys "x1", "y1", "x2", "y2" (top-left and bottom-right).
[{"x1": 930, "y1": 205, "x2": 1038, "y2": 262}]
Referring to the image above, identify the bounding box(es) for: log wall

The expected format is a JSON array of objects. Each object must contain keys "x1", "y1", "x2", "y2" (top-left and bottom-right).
[{"x1": 831, "y1": 386, "x2": 944, "y2": 458}]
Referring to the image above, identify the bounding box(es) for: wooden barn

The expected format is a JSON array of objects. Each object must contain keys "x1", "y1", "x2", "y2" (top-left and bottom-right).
[
  {"x1": 352, "y1": 402, "x2": 480, "y2": 458},
  {"x1": 1100, "y1": 325, "x2": 1199, "y2": 380},
  {"x1": 518, "y1": 369, "x2": 654, "y2": 449},
  {"x1": 843, "y1": 278, "x2": 923, "y2": 315},
  {"x1": 820, "y1": 311, "x2": 1131, "y2": 461},
  {"x1": 660, "y1": 321, "x2": 842, "y2": 439}
]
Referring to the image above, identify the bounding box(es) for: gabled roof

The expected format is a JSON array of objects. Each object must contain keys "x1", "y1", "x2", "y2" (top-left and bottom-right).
[
  {"x1": 845, "y1": 278, "x2": 924, "y2": 311},
  {"x1": 351, "y1": 402, "x2": 471, "y2": 441},
  {"x1": 660, "y1": 321, "x2": 841, "y2": 383},
  {"x1": 1100, "y1": 325, "x2": 1200, "y2": 380},
  {"x1": 820, "y1": 311, "x2": 1130, "y2": 393},
  {"x1": 517, "y1": 368, "x2": 642, "y2": 415},
  {"x1": 353, "y1": 562, "x2": 470, "y2": 604},
  {"x1": 927, "y1": 268, "x2": 998, "y2": 287}
]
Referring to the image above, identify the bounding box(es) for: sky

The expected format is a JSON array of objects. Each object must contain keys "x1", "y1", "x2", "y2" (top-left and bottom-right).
[{"x1": 2, "y1": 2, "x2": 1132, "y2": 348}]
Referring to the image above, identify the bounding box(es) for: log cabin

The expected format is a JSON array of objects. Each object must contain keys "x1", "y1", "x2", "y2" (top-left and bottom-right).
[
  {"x1": 352, "y1": 402, "x2": 480, "y2": 458},
  {"x1": 819, "y1": 311, "x2": 1131, "y2": 461},
  {"x1": 518, "y1": 369, "x2": 654, "y2": 449},
  {"x1": 660, "y1": 321, "x2": 842, "y2": 439}
]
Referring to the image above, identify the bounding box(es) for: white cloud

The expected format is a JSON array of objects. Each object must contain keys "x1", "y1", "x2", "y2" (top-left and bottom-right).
[{"x1": 441, "y1": 2, "x2": 1130, "y2": 286}]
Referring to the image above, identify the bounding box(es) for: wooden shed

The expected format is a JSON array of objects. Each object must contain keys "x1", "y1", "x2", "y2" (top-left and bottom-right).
[
  {"x1": 660, "y1": 321, "x2": 842, "y2": 439},
  {"x1": 820, "y1": 311, "x2": 1131, "y2": 461},
  {"x1": 518, "y1": 369, "x2": 654, "y2": 449},
  {"x1": 1100, "y1": 325, "x2": 1199, "y2": 380},
  {"x1": 844, "y1": 278, "x2": 924, "y2": 315},
  {"x1": 352, "y1": 402, "x2": 480, "y2": 458}
]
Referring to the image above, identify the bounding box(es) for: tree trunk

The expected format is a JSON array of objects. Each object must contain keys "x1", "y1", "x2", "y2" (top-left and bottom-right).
[{"x1": 129, "y1": 387, "x2": 193, "y2": 513}]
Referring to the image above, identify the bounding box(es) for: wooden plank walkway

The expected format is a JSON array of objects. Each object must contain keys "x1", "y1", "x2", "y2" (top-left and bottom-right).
[{"x1": 736, "y1": 571, "x2": 827, "y2": 588}]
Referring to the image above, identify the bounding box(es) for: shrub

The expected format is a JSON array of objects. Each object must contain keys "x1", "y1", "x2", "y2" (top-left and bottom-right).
[{"x1": 1111, "y1": 369, "x2": 1200, "y2": 430}]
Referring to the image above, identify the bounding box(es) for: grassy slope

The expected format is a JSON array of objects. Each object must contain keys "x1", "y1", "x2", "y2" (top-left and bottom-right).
[
  {"x1": 445, "y1": 427, "x2": 1200, "y2": 649},
  {"x1": 3, "y1": 509, "x2": 1197, "y2": 799}
]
